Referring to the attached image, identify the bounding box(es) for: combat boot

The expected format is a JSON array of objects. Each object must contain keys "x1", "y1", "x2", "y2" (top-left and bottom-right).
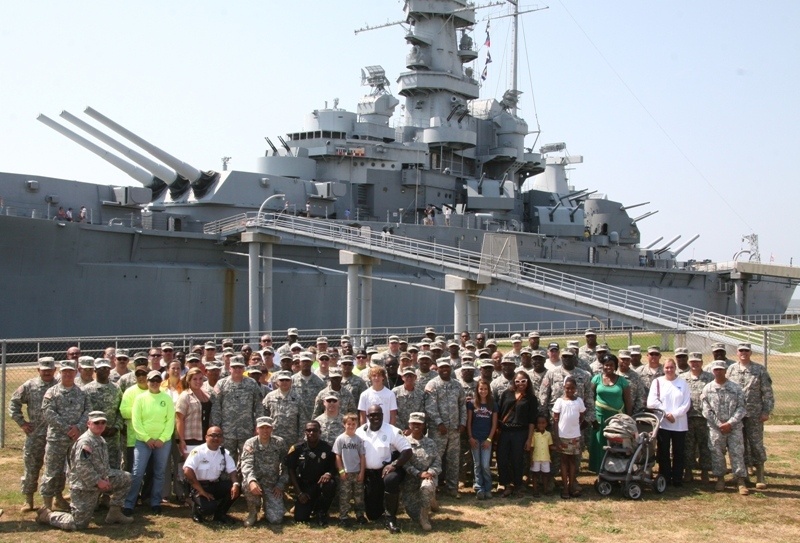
[
  {"x1": 105, "y1": 506, "x2": 134, "y2": 524},
  {"x1": 419, "y1": 507, "x2": 432, "y2": 531},
  {"x1": 700, "y1": 471, "x2": 710, "y2": 484},
  {"x1": 737, "y1": 478, "x2": 749, "y2": 496},
  {"x1": 755, "y1": 464, "x2": 767, "y2": 490},
  {"x1": 54, "y1": 493, "x2": 70, "y2": 511},
  {"x1": 244, "y1": 503, "x2": 259, "y2": 527},
  {"x1": 714, "y1": 477, "x2": 725, "y2": 492},
  {"x1": 683, "y1": 469, "x2": 693, "y2": 483},
  {"x1": 429, "y1": 496, "x2": 440, "y2": 512},
  {"x1": 21, "y1": 493, "x2": 35, "y2": 512},
  {"x1": 42, "y1": 495, "x2": 54, "y2": 510},
  {"x1": 36, "y1": 507, "x2": 52, "y2": 525}
]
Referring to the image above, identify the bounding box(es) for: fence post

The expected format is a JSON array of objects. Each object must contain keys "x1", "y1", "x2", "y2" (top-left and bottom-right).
[
  {"x1": 1, "y1": 340, "x2": 6, "y2": 448},
  {"x1": 763, "y1": 329, "x2": 769, "y2": 370}
]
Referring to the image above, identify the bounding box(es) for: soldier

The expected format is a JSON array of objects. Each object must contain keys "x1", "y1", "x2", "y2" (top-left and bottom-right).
[
  {"x1": 108, "y1": 349, "x2": 130, "y2": 385},
  {"x1": 9, "y1": 356, "x2": 58, "y2": 511},
  {"x1": 36, "y1": 411, "x2": 133, "y2": 530},
  {"x1": 458, "y1": 357, "x2": 478, "y2": 401},
  {"x1": 616, "y1": 350, "x2": 646, "y2": 414},
  {"x1": 636, "y1": 345, "x2": 664, "y2": 392},
  {"x1": 402, "y1": 412, "x2": 441, "y2": 532},
  {"x1": 490, "y1": 357, "x2": 517, "y2": 405},
  {"x1": 683, "y1": 352, "x2": 713, "y2": 483},
  {"x1": 292, "y1": 352, "x2": 326, "y2": 426},
  {"x1": 704, "y1": 342, "x2": 736, "y2": 372},
  {"x1": 628, "y1": 345, "x2": 643, "y2": 370},
  {"x1": 241, "y1": 416, "x2": 288, "y2": 526},
  {"x1": 286, "y1": 420, "x2": 337, "y2": 526},
  {"x1": 415, "y1": 352, "x2": 437, "y2": 391},
  {"x1": 528, "y1": 350, "x2": 549, "y2": 396},
  {"x1": 527, "y1": 331, "x2": 540, "y2": 351},
  {"x1": 579, "y1": 329, "x2": 599, "y2": 364},
  {"x1": 313, "y1": 367, "x2": 356, "y2": 417},
  {"x1": 588, "y1": 344, "x2": 609, "y2": 375},
  {"x1": 340, "y1": 355, "x2": 368, "y2": 406},
  {"x1": 82, "y1": 358, "x2": 123, "y2": 469},
  {"x1": 210, "y1": 355, "x2": 263, "y2": 463},
  {"x1": 726, "y1": 342, "x2": 774, "y2": 489},
  {"x1": 393, "y1": 367, "x2": 425, "y2": 433},
  {"x1": 674, "y1": 347, "x2": 691, "y2": 374},
  {"x1": 40, "y1": 359, "x2": 91, "y2": 512},
  {"x1": 277, "y1": 328, "x2": 299, "y2": 357},
  {"x1": 423, "y1": 359, "x2": 466, "y2": 498},
  {"x1": 315, "y1": 394, "x2": 345, "y2": 445},
  {"x1": 702, "y1": 361, "x2": 749, "y2": 495},
  {"x1": 74, "y1": 356, "x2": 95, "y2": 388},
  {"x1": 545, "y1": 343, "x2": 561, "y2": 371},
  {"x1": 117, "y1": 352, "x2": 149, "y2": 394},
  {"x1": 539, "y1": 351, "x2": 595, "y2": 424},
  {"x1": 505, "y1": 334, "x2": 523, "y2": 365},
  {"x1": 262, "y1": 370, "x2": 302, "y2": 445}
]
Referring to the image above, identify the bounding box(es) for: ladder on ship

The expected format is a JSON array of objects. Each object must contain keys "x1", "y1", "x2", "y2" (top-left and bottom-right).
[{"x1": 205, "y1": 212, "x2": 765, "y2": 339}]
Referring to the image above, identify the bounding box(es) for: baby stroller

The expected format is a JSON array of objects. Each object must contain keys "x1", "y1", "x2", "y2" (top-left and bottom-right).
[{"x1": 593, "y1": 410, "x2": 666, "y2": 499}]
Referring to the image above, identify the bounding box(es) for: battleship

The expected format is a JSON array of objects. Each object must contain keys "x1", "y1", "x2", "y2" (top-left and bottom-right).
[{"x1": 1, "y1": 0, "x2": 798, "y2": 339}]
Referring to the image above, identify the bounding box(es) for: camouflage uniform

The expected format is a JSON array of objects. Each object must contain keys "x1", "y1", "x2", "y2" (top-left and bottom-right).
[
  {"x1": 240, "y1": 435, "x2": 288, "y2": 524},
  {"x1": 210, "y1": 376, "x2": 264, "y2": 463},
  {"x1": 40, "y1": 384, "x2": 91, "y2": 498},
  {"x1": 108, "y1": 368, "x2": 129, "y2": 385},
  {"x1": 82, "y1": 381, "x2": 123, "y2": 469},
  {"x1": 341, "y1": 374, "x2": 368, "y2": 406},
  {"x1": 538, "y1": 366, "x2": 595, "y2": 422},
  {"x1": 262, "y1": 389, "x2": 302, "y2": 445},
  {"x1": 701, "y1": 380, "x2": 747, "y2": 478},
  {"x1": 617, "y1": 369, "x2": 646, "y2": 413},
  {"x1": 116, "y1": 371, "x2": 138, "y2": 394},
  {"x1": 636, "y1": 364, "x2": 664, "y2": 394},
  {"x1": 313, "y1": 386, "x2": 356, "y2": 418},
  {"x1": 45, "y1": 429, "x2": 131, "y2": 530},
  {"x1": 415, "y1": 370, "x2": 436, "y2": 392},
  {"x1": 393, "y1": 385, "x2": 425, "y2": 431},
  {"x1": 684, "y1": 371, "x2": 714, "y2": 472},
  {"x1": 703, "y1": 358, "x2": 735, "y2": 373},
  {"x1": 527, "y1": 368, "x2": 548, "y2": 398},
  {"x1": 315, "y1": 412, "x2": 345, "y2": 445},
  {"x1": 726, "y1": 362, "x2": 774, "y2": 466},
  {"x1": 424, "y1": 376, "x2": 466, "y2": 492},
  {"x1": 401, "y1": 434, "x2": 441, "y2": 522},
  {"x1": 490, "y1": 374, "x2": 512, "y2": 405},
  {"x1": 291, "y1": 373, "x2": 326, "y2": 426},
  {"x1": 9, "y1": 375, "x2": 57, "y2": 496}
]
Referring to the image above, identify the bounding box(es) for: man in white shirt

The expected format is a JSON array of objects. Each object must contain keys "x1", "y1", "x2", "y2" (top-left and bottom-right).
[
  {"x1": 355, "y1": 405, "x2": 412, "y2": 533},
  {"x1": 183, "y1": 426, "x2": 241, "y2": 524}
]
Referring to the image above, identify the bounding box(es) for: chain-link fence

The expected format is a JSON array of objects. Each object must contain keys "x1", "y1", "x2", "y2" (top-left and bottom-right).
[{"x1": 3, "y1": 325, "x2": 799, "y2": 448}]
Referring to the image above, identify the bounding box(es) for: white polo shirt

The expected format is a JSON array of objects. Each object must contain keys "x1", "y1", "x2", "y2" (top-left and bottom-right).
[
  {"x1": 183, "y1": 443, "x2": 236, "y2": 481},
  {"x1": 355, "y1": 422, "x2": 410, "y2": 470}
]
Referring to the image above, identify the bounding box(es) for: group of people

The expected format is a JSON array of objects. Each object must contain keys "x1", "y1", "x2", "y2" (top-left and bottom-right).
[{"x1": 8, "y1": 327, "x2": 774, "y2": 532}]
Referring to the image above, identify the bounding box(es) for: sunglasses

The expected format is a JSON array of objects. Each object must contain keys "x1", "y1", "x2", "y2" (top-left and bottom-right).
[
  {"x1": 90, "y1": 421, "x2": 107, "y2": 426},
  {"x1": 514, "y1": 379, "x2": 528, "y2": 384}
]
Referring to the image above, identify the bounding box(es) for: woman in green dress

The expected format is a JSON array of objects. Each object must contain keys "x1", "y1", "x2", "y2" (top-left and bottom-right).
[{"x1": 589, "y1": 354, "x2": 632, "y2": 473}]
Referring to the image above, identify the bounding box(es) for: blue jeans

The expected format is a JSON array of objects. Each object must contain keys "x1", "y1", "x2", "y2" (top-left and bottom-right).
[
  {"x1": 471, "y1": 440, "x2": 493, "y2": 493},
  {"x1": 125, "y1": 440, "x2": 172, "y2": 509}
]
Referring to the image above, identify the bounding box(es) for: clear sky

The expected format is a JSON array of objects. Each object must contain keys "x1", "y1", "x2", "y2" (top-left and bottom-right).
[{"x1": 1, "y1": 0, "x2": 798, "y2": 268}]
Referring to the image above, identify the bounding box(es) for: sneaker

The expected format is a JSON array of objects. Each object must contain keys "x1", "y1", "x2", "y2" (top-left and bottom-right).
[{"x1": 476, "y1": 491, "x2": 485, "y2": 500}]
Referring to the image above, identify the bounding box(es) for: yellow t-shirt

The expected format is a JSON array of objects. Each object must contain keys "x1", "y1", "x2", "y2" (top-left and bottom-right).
[{"x1": 531, "y1": 430, "x2": 553, "y2": 463}]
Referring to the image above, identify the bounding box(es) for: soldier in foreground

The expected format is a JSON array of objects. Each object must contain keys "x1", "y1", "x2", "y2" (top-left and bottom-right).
[
  {"x1": 37, "y1": 411, "x2": 133, "y2": 530},
  {"x1": 241, "y1": 416, "x2": 289, "y2": 526}
]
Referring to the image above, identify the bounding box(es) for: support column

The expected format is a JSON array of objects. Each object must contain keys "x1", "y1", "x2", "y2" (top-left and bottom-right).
[
  {"x1": 446, "y1": 275, "x2": 480, "y2": 336},
  {"x1": 243, "y1": 231, "x2": 281, "y2": 343},
  {"x1": 340, "y1": 251, "x2": 380, "y2": 348},
  {"x1": 467, "y1": 291, "x2": 480, "y2": 333}
]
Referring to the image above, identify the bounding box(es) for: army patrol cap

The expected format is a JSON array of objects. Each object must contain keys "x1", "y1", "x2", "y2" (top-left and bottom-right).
[
  {"x1": 287, "y1": 327, "x2": 299, "y2": 336},
  {"x1": 116, "y1": 349, "x2": 129, "y2": 359},
  {"x1": 596, "y1": 344, "x2": 609, "y2": 353},
  {"x1": 675, "y1": 347, "x2": 689, "y2": 356},
  {"x1": 435, "y1": 335, "x2": 446, "y2": 343},
  {"x1": 204, "y1": 341, "x2": 217, "y2": 350},
  {"x1": 407, "y1": 344, "x2": 419, "y2": 353},
  {"x1": 486, "y1": 339, "x2": 497, "y2": 347},
  {"x1": 501, "y1": 356, "x2": 516, "y2": 365},
  {"x1": 437, "y1": 359, "x2": 452, "y2": 367},
  {"x1": 369, "y1": 354, "x2": 384, "y2": 366},
  {"x1": 689, "y1": 352, "x2": 703, "y2": 362},
  {"x1": 94, "y1": 358, "x2": 112, "y2": 369},
  {"x1": 323, "y1": 393, "x2": 339, "y2": 402},
  {"x1": 328, "y1": 366, "x2": 343, "y2": 378},
  {"x1": 528, "y1": 331, "x2": 540, "y2": 338},
  {"x1": 618, "y1": 350, "x2": 631, "y2": 358},
  {"x1": 510, "y1": 334, "x2": 522, "y2": 343},
  {"x1": 460, "y1": 361, "x2": 476, "y2": 371},
  {"x1": 206, "y1": 359, "x2": 221, "y2": 370},
  {"x1": 737, "y1": 343, "x2": 751, "y2": 351},
  {"x1": 186, "y1": 354, "x2": 201, "y2": 363},
  {"x1": 447, "y1": 340, "x2": 459, "y2": 348},
  {"x1": 477, "y1": 348, "x2": 491, "y2": 358},
  {"x1": 247, "y1": 366, "x2": 263, "y2": 375},
  {"x1": 88, "y1": 411, "x2": 107, "y2": 423},
  {"x1": 280, "y1": 352, "x2": 294, "y2": 362},
  {"x1": 567, "y1": 340, "x2": 580, "y2": 349},
  {"x1": 146, "y1": 370, "x2": 162, "y2": 381},
  {"x1": 256, "y1": 416, "x2": 275, "y2": 428},
  {"x1": 318, "y1": 352, "x2": 330, "y2": 361},
  {"x1": 480, "y1": 360, "x2": 495, "y2": 369},
  {"x1": 161, "y1": 342, "x2": 174, "y2": 351},
  {"x1": 366, "y1": 346, "x2": 379, "y2": 356},
  {"x1": 388, "y1": 335, "x2": 401, "y2": 343},
  {"x1": 230, "y1": 355, "x2": 247, "y2": 367},
  {"x1": 532, "y1": 349, "x2": 547, "y2": 359},
  {"x1": 133, "y1": 352, "x2": 149, "y2": 366},
  {"x1": 710, "y1": 360, "x2": 727, "y2": 371},
  {"x1": 560, "y1": 350, "x2": 575, "y2": 358},
  {"x1": 38, "y1": 356, "x2": 56, "y2": 370},
  {"x1": 520, "y1": 347, "x2": 532, "y2": 356},
  {"x1": 584, "y1": 329, "x2": 597, "y2": 336},
  {"x1": 425, "y1": 327, "x2": 436, "y2": 334},
  {"x1": 316, "y1": 337, "x2": 329, "y2": 345},
  {"x1": 402, "y1": 367, "x2": 417, "y2": 376},
  {"x1": 134, "y1": 367, "x2": 149, "y2": 376},
  {"x1": 59, "y1": 359, "x2": 77, "y2": 371},
  {"x1": 399, "y1": 352, "x2": 412, "y2": 361},
  {"x1": 221, "y1": 338, "x2": 235, "y2": 348},
  {"x1": 417, "y1": 352, "x2": 432, "y2": 361},
  {"x1": 275, "y1": 370, "x2": 293, "y2": 380},
  {"x1": 647, "y1": 346, "x2": 661, "y2": 354},
  {"x1": 222, "y1": 347, "x2": 235, "y2": 356},
  {"x1": 408, "y1": 412, "x2": 426, "y2": 424},
  {"x1": 464, "y1": 341, "x2": 475, "y2": 349},
  {"x1": 289, "y1": 342, "x2": 303, "y2": 351},
  {"x1": 339, "y1": 355, "x2": 354, "y2": 365},
  {"x1": 711, "y1": 342, "x2": 727, "y2": 352},
  {"x1": 629, "y1": 345, "x2": 642, "y2": 355},
  {"x1": 78, "y1": 355, "x2": 95, "y2": 369},
  {"x1": 461, "y1": 352, "x2": 475, "y2": 361}
]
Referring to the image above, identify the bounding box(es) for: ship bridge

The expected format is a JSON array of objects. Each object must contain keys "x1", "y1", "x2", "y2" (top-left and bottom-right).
[{"x1": 205, "y1": 213, "x2": 772, "y2": 347}]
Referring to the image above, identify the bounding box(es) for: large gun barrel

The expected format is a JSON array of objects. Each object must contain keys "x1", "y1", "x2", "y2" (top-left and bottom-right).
[
  {"x1": 60, "y1": 110, "x2": 178, "y2": 185},
  {"x1": 84, "y1": 106, "x2": 218, "y2": 198},
  {"x1": 37, "y1": 113, "x2": 166, "y2": 197},
  {"x1": 672, "y1": 234, "x2": 700, "y2": 257}
]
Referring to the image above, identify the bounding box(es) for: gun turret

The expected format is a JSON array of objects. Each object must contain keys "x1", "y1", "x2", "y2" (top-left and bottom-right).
[
  {"x1": 84, "y1": 107, "x2": 219, "y2": 198},
  {"x1": 37, "y1": 114, "x2": 167, "y2": 199}
]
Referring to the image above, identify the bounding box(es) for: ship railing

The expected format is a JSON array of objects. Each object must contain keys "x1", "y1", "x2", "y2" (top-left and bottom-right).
[{"x1": 234, "y1": 212, "x2": 735, "y2": 330}]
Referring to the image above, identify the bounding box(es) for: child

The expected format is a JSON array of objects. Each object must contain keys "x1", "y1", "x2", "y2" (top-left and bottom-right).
[
  {"x1": 332, "y1": 413, "x2": 367, "y2": 526},
  {"x1": 467, "y1": 380, "x2": 498, "y2": 499},
  {"x1": 552, "y1": 376, "x2": 586, "y2": 499},
  {"x1": 530, "y1": 415, "x2": 554, "y2": 497}
]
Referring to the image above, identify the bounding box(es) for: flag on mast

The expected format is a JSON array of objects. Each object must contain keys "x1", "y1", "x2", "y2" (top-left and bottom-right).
[{"x1": 481, "y1": 21, "x2": 492, "y2": 81}]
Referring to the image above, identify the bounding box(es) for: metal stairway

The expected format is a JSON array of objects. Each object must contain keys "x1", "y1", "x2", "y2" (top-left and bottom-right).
[{"x1": 205, "y1": 212, "x2": 762, "y2": 332}]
